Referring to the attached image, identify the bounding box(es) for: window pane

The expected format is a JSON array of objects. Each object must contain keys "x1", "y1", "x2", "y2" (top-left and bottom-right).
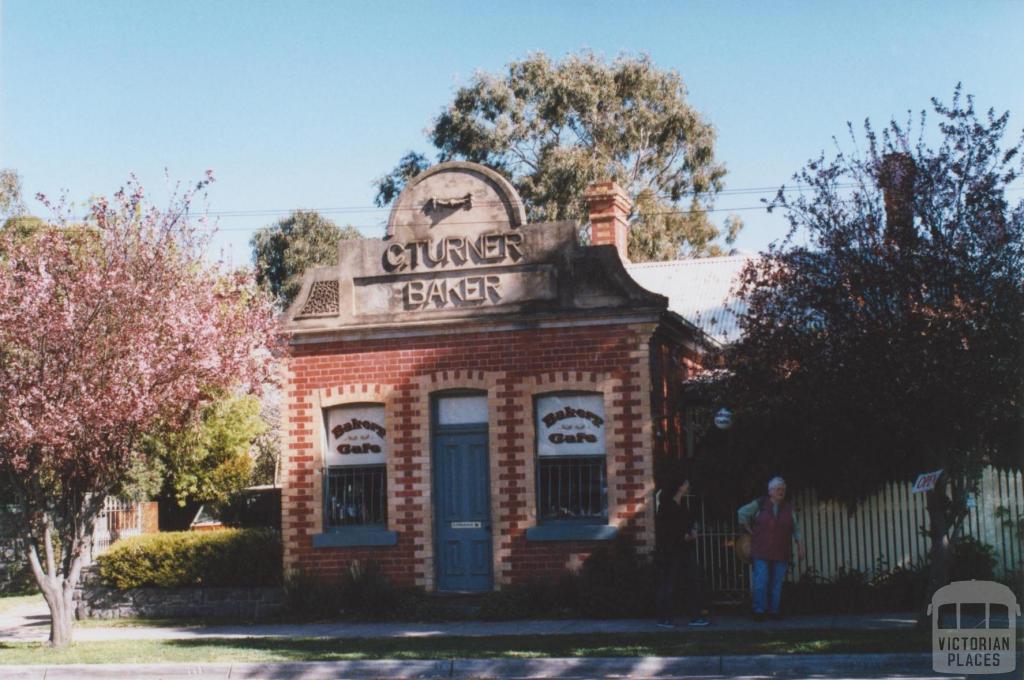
[
  {"x1": 536, "y1": 393, "x2": 605, "y2": 456},
  {"x1": 324, "y1": 465, "x2": 387, "y2": 527},
  {"x1": 959, "y1": 603, "x2": 986, "y2": 629},
  {"x1": 438, "y1": 395, "x2": 488, "y2": 425},
  {"x1": 325, "y1": 404, "x2": 387, "y2": 466},
  {"x1": 989, "y1": 604, "x2": 1009, "y2": 629},
  {"x1": 538, "y1": 456, "x2": 607, "y2": 520},
  {"x1": 937, "y1": 603, "x2": 957, "y2": 629}
]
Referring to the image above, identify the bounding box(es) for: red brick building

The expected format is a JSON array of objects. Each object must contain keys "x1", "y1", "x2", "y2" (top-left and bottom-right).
[{"x1": 280, "y1": 162, "x2": 735, "y2": 591}]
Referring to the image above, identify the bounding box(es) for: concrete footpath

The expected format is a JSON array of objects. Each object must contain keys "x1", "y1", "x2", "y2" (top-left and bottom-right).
[{"x1": 0, "y1": 596, "x2": 920, "y2": 642}]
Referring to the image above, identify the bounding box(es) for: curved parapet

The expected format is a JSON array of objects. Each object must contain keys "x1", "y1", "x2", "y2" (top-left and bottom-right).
[
  {"x1": 385, "y1": 161, "x2": 527, "y2": 243},
  {"x1": 284, "y1": 162, "x2": 674, "y2": 340}
]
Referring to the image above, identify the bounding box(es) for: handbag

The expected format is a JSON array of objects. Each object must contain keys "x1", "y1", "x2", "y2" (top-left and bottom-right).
[{"x1": 734, "y1": 533, "x2": 752, "y2": 564}]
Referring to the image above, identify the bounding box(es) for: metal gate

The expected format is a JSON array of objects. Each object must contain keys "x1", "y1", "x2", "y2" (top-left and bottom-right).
[
  {"x1": 90, "y1": 497, "x2": 143, "y2": 562},
  {"x1": 683, "y1": 495, "x2": 750, "y2": 604}
]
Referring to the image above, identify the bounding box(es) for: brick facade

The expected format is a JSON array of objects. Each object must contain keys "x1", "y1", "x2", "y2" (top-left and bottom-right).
[
  {"x1": 281, "y1": 320, "x2": 683, "y2": 588},
  {"x1": 280, "y1": 163, "x2": 706, "y2": 591}
]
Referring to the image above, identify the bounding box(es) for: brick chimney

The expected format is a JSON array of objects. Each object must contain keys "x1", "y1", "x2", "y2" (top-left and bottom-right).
[
  {"x1": 584, "y1": 181, "x2": 633, "y2": 263},
  {"x1": 879, "y1": 152, "x2": 917, "y2": 250}
]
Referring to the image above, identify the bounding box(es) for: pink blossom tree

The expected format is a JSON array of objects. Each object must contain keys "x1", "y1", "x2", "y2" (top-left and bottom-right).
[{"x1": 0, "y1": 174, "x2": 279, "y2": 646}]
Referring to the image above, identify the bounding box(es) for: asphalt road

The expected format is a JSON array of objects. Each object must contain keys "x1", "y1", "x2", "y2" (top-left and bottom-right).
[{"x1": 5, "y1": 654, "x2": 1021, "y2": 679}]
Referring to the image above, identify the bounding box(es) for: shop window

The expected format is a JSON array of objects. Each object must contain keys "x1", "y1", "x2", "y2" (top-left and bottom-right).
[
  {"x1": 534, "y1": 393, "x2": 608, "y2": 523},
  {"x1": 538, "y1": 456, "x2": 606, "y2": 519},
  {"x1": 324, "y1": 465, "x2": 386, "y2": 527},
  {"x1": 314, "y1": 403, "x2": 396, "y2": 547}
]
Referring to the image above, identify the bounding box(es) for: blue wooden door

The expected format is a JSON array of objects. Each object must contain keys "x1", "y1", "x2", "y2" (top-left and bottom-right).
[{"x1": 434, "y1": 429, "x2": 492, "y2": 591}]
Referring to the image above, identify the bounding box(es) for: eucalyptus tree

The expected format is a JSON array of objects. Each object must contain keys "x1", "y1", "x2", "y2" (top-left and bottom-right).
[{"x1": 375, "y1": 52, "x2": 740, "y2": 261}]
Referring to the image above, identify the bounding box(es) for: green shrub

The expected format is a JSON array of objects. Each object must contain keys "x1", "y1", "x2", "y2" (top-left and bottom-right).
[
  {"x1": 784, "y1": 567, "x2": 871, "y2": 614},
  {"x1": 284, "y1": 560, "x2": 475, "y2": 622},
  {"x1": 575, "y1": 536, "x2": 657, "y2": 618},
  {"x1": 283, "y1": 568, "x2": 343, "y2": 618},
  {"x1": 337, "y1": 561, "x2": 400, "y2": 621},
  {"x1": 97, "y1": 528, "x2": 281, "y2": 589},
  {"x1": 785, "y1": 538, "x2": 1003, "y2": 615},
  {"x1": 950, "y1": 536, "x2": 997, "y2": 581},
  {"x1": 284, "y1": 539, "x2": 660, "y2": 622},
  {"x1": 482, "y1": 537, "x2": 658, "y2": 620},
  {"x1": 786, "y1": 561, "x2": 929, "y2": 614},
  {"x1": 872, "y1": 563, "x2": 928, "y2": 610},
  {"x1": 478, "y1": 575, "x2": 574, "y2": 620}
]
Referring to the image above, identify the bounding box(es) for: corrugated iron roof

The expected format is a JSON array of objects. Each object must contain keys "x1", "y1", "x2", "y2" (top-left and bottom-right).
[{"x1": 625, "y1": 255, "x2": 752, "y2": 346}]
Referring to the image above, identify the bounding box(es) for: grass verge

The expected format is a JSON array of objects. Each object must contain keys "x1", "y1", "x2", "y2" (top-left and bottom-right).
[{"x1": 0, "y1": 629, "x2": 934, "y2": 665}]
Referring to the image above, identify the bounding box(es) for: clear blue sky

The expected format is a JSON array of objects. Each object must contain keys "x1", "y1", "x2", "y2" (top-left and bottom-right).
[{"x1": 3, "y1": 1, "x2": 1022, "y2": 266}]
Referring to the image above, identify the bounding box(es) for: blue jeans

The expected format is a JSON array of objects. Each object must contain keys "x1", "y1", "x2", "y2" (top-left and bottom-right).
[{"x1": 751, "y1": 558, "x2": 788, "y2": 614}]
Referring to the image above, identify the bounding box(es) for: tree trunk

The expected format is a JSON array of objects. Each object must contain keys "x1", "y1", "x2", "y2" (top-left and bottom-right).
[
  {"x1": 25, "y1": 512, "x2": 94, "y2": 647},
  {"x1": 30, "y1": 558, "x2": 78, "y2": 646},
  {"x1": 28, "y1": 548, "x2": 78, "y2": 647},
  {"x1": 39, "y1": 581, "x2": 75, "y2": 646},
  {"x1": 925, "y1": 483, "x2": 951, "y2": 612}
]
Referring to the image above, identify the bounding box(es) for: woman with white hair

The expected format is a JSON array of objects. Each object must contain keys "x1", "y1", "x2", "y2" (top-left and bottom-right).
[{"x1": 737, "y1": 476, "x2": 806, "y2": 621}]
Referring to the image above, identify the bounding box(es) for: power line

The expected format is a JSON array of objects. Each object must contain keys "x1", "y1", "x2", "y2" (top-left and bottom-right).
[
  {"x1": 189, "y1": 181, "x2": 1024, "y2": 224},
  {"x1": 198, "y1": 204, "x2": 775, "y2": 233},
  {"x1": 188, "y1": 183, "x2": 855, "y2": 220}
]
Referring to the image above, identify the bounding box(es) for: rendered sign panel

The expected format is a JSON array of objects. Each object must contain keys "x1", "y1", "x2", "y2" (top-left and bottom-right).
[
  {"x1": 287, "y1": 161, "x2": 667, "y2": 330},
  {"x1": 536, "y1": 394, "x2": 605, "y2": 456},
  {"x1": 326, "y1": 164, "x2": 562, "y2": 321},
  {"x1": 354, "y1": 267, "x2": 557, "y2": 315},
  {"x1": 325, "y1": 404, "x2": 387, "y2": 466}
]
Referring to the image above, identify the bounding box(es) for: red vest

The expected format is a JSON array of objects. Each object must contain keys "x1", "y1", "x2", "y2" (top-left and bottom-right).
[{"x1": 750, "y1": 497, "x2": 794, "y2": 562}]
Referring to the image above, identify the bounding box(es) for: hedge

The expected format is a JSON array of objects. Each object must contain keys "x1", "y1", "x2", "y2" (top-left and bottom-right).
[{"x1": 97, "y1": 528, "x2": 282, "y2": 589}]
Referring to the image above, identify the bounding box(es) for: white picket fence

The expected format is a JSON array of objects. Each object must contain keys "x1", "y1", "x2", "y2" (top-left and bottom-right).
[
  {"x1": 691, "y1": 467, "x2": 1024, "y2": 600},
  {"x1": 793, "y1": 467, "x2": 1023, "y2": 580}
]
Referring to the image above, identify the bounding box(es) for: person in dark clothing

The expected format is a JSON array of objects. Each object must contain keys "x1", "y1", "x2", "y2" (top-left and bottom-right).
[{"x1": 654, "y1": 477, "x2": 709, "y2": 627}]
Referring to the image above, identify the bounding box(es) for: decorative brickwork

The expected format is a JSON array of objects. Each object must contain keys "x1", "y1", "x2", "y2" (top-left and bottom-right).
[
  {"x1": 507, "y1": 370, "x2": 619, "y2": 581},
  {"x1": 280, "y1": 165, "x2": 705, "y2": 592},
  {"x1": 410, "y1": 370, "x2": 502, "y2": 589},
  {"x1": 297, "y1": 280, "x2": 339, "y2": 318},
  {"x1": 281, "y1": 322, "x2": 666, "y2": 588},
  {"x1": 282, "y1": 379, "x2": 396, "y2": 574}
]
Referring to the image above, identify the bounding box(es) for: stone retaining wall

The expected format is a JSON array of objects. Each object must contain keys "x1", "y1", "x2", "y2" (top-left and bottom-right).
[
  {"x1": 0, "y1": 535, "x2": 32, "y2": 594},
  {"x1": 0, "y1": 513, "x2": 34, "y2": 595},
  {"x1": 73, "y1": 568, "x2": 284, "y2": 620}
]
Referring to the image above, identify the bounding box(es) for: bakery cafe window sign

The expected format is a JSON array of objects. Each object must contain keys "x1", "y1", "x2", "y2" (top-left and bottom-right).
[
  {"x1": 325, "y1": 404, "x2": 387, "y2": 466},
  {"x1": 536, "y1": 394, "x2": 606, "y2": 456}
]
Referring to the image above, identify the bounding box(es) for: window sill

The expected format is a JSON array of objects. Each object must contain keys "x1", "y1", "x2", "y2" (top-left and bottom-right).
[
  {"x1": 525, "y1": 524, "x2": 618, "y2": 542},
  {"x1": 312, "y1": 529, "x2": 398, "y2": 548}
]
